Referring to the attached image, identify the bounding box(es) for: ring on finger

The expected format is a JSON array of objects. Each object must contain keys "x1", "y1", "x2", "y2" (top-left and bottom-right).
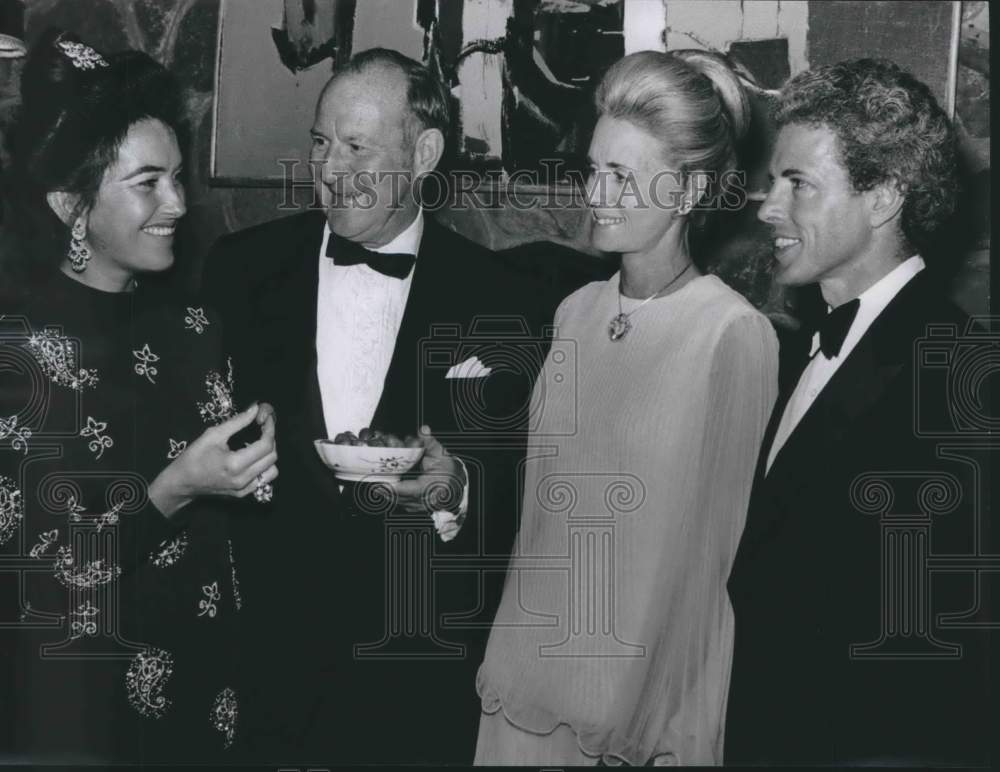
[{"x1": 253, "y1": 473, "x2": 273, "y2": 504}]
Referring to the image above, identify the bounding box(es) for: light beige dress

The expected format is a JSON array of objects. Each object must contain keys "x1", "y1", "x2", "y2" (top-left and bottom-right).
[{"x1": 474, "y1": 273, "x2": 778, "y2": 766}]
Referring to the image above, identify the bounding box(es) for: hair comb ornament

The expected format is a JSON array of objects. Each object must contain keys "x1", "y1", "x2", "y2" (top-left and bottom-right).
[{"x1": 56, "y1": 39, "x2": 108, "y2": 70}]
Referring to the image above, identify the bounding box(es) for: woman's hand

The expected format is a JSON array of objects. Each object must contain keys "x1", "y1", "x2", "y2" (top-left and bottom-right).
[
  {"x1": 254, "y1": 401, "x2": 276, "y2": 443},
  {"x1": 149, "y1": 403, "x2": 279, "y2": 518}
]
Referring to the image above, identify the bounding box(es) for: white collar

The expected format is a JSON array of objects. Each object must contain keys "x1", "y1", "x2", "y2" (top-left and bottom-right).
[
  {"x1": 810, "y1": 255, "x2": 925, "y2": 358},
  {"x1": 319, "y1": 209, "x2": 424, "y2": 259}
]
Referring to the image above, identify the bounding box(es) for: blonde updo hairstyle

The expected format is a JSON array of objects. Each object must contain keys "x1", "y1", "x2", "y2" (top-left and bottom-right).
[{"x1": 594, "y1": 49, "x2": 751, "y2": 237}]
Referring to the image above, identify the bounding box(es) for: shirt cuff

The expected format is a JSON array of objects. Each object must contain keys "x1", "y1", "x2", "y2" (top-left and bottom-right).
[{"x1": 430, "y1": 457, "x2": 469, "y2": 542}]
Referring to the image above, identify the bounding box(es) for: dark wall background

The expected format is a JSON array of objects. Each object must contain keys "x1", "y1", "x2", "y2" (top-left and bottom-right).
[{"x1": 0, "y1": 0, "x2": 989, "y2": 323}]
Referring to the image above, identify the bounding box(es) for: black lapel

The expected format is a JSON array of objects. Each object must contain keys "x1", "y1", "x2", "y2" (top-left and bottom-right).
[
  {"x1": 753, "y1": 326, "x2": 814, "y2": 482},
  {"x1": 370, "y1": 217, "x2": 455, "y2": 436},
  {"x1": 253, "y1": 212, "x2": 324, "y2": 319},
  {"x1": 730, "y1": 325, "x2": 815, "y2": 566},
  {"x1": 760, "y1": 280, "x2": 943, "y2": 538},
  {"x1": 764, "y1": 273, "x2": 933, "y2": 482},
  {"x1": 251, "y1": 211, "x2": 325, "y2": 380},
  {"x1": 730, "y1": 271, "x2": 940, "y2": 573},
  {"x1": 284, "y1": 214, "x2": 327, "y2": 441},
  {"x1": 269, "y1": 213, "x2": 342, "y2": 493}
]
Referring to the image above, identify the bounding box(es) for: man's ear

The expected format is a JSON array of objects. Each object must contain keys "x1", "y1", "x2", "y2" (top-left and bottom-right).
[
  {"x1": 866, "y1": 179, "x2": 906, "y2": 230},
  {"x1": 412, "y1": 127, "x2": 444, "y2": 176},
  {"x1": 46, "y1": 191, "x2": 83, "y2": 228}
]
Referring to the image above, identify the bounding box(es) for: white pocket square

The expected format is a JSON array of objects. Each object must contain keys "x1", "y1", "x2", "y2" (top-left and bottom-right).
[{"x1": 446, "y1": 356, "x2": 492, "y2": 379}]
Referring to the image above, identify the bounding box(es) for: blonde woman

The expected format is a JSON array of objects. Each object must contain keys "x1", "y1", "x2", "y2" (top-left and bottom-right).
[{"x1": 474, "y1": 50, "x2": 778, "y2": 765}]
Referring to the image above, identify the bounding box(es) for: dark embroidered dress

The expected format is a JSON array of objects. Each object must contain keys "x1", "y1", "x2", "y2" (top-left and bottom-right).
[{"x1": 0, "y1": 272, "x2": 242, "y2": 763}]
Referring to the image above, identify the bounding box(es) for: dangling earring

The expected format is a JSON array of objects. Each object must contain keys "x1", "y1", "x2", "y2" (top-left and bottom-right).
[{"x1": 68, "y1": 218, "x2": 90, "y2": 272}]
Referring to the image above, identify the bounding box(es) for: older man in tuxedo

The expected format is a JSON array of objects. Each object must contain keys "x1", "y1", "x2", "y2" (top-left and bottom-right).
[
  {"x1": 203, "y1": 48, "x2": 557, "y2": 764},
  {"x1": 724, "y1": 59, "x2": 991, "y2": 766}
]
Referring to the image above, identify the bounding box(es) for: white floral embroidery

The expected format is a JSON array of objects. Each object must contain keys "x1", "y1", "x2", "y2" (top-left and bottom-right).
[
  {"x1": 69, "y1": 600, "x2": 99, "y2": 639},
  {"x1": 166, "y1": 438, "x2": 187, "y2": 460},
  {"x1": 66, "y1": 495, "x2": 85, "y2": 523},
  {"x1": 0, "y1": 475, "x2": 23, "y2": 546},
  {"x1": 24, "y1": 330, "x2": 99, "y2": 391},
  {"x1": 52, "y1": 545, "x2": 121, "y2": 588},
  {"x1": 29, "y1": 529, "x2": 59, "y2": 558},
  {"x1": 150, "y1": 532, "x2": 189, "y2": 568},
  {"x1": 198, "y1": 581, "x2": 221, "y2": 618},
  {"x1": 184, "y1": 307, "x2": 209, "y2": 334},
  {"x1": 61, "y1": 496, "x2": 119, "y2": 531},
  {"x1": 0, "y1": 415, "x2": 32, "y2": 454},
  {"x1": 132, "y1": 343, "x2": 160, "y2": 384},
  {"x1": 95, "y1": 502, "x2": 122, "y2": 532},
  {"x1": 126, "y1": 647, "x2": 173, "y2": 719},
  {"x1": 228, "y1": 539, "x2": 242, "y2": 611},
  {"x1": 211, "y1": 687, "x2": 238, "y2": 749},
  {"x1": 197, "y1": 359, "x2": 236, "y2": 424},
  {"x1": 80, "y1": 416, "x2": 113, "y2": 459}
]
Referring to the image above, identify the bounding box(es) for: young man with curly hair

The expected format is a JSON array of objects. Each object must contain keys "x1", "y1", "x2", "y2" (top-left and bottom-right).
[{"x1": 725, "y1": 59, "x2": 991, "y2": 766}]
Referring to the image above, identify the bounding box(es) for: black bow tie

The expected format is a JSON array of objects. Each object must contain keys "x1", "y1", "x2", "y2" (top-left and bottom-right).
[
  {"x1": 325, "y1": 232, "x2": 415, "y2": 279},
  {"x1": 817, "y1": 298, "x2": 860, "y2": 359}
]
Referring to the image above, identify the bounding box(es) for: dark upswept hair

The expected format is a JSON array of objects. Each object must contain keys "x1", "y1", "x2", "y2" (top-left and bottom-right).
[
  {"x1": 774, "y1": 58, "x2": 958, "y2": 255},
  {"x1": 0, "y1": 28, "x2": 184, "y2": 284},
  {"x1": 333, "y1": 47, "x2": 451, "y2": 148}
]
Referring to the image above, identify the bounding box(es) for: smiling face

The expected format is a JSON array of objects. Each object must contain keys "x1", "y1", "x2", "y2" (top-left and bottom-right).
[
  {"x1": 758, "y1": 123, "x2": 878, "y2": 297},
  {"x1": 311, "y1": 66, "x2": 425, "y2": 248},
  {"x1": 77, "y1": 118, "x2": 186, "y2": 289},
  {"x1": 586, "y1": 115, "x2": 687, "y2": 259}
]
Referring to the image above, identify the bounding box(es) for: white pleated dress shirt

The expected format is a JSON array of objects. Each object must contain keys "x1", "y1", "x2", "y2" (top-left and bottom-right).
[
  {"x1": 316, "y1": 212, "x2": 422, "y2": 438},
  {"x1": 315, "y1": 211, "x2": 465, "y2": 538},
  {"x1": 766, "y1": 255, "x2": 926, "y2": 473}
]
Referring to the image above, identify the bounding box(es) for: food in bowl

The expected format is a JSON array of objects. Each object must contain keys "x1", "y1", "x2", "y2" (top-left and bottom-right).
[
  {"x1": 314, "y1": 427, "x2": 425, "y2": 482},
  {"x1": 332, "y1": 428, "x2": 424, "y2": 448}
]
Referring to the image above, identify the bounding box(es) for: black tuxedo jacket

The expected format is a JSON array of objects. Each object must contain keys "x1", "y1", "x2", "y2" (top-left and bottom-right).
[
  {"x1": 725, "y1": 271, "x2": 991, "y2": 766},
  {"x1": 203, "y1": 210, "x2": 556, "y2": 763}
]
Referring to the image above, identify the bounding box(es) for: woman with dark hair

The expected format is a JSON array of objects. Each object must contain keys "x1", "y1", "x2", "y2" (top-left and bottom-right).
[
  {"x1": 474, "y1": 51, "x2": 778, "y2": 765},
  {"x1": 0, "y1": 30, "x2": 277, "y2": 763}
]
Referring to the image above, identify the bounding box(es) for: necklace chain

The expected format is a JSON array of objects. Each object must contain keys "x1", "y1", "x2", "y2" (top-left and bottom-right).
[{"x1": 608, "y1": 262, "x2": 692, "y2": 341}]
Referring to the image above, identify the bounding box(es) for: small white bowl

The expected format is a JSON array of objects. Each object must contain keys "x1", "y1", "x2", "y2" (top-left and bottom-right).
[{"x1": 313, "y1": 440, "x2": 425, "y2": 482}]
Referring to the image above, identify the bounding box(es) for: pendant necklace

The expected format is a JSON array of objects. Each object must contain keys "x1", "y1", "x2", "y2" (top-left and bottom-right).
[{"x1": 608, "y1": 262, "x2": 692, "y2": 341}]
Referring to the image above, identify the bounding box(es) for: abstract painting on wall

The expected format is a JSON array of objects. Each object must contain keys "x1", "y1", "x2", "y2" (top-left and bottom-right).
[
  {"x1": 425, "y1": 0, "x2": 625, "y2": 182},
  {"x1": 211, "y1": 0, "x2": 625, "y2": 186},
  {"x1": 212, "y1": 0, "x2": 358, "y2": 184}
]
